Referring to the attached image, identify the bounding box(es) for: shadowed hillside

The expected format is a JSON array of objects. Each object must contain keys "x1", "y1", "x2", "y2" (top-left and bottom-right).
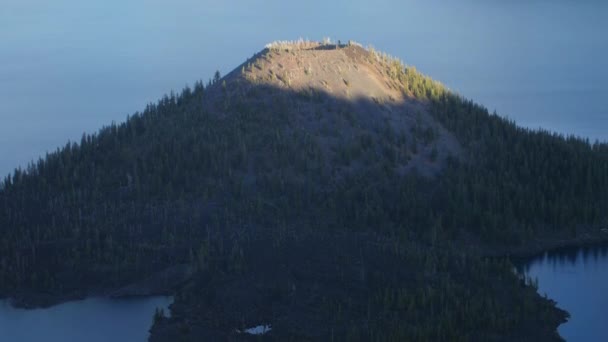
[
  {"x1": 1, "y1": 40, "x2": 608, "y2": 340},
  {"x1": 210, "y1": 41, "x2": 461, "y2": 177}
]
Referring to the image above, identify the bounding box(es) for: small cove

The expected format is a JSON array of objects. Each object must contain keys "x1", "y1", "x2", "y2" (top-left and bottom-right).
[
  {"x1": 520, "y1": 245, "x2": 608, "y2": 341},
  {"x1": 0, "y1": 296, "x2": 173, "y2": 342}
]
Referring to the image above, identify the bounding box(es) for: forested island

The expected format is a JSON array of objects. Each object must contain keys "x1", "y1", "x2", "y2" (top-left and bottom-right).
[{"x1": 1, "y1": 41, "x2": 607, "y2": 341}]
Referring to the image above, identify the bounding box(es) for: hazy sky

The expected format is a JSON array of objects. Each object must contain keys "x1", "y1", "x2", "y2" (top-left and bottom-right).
[{"x1": 1, "y1": 0, "x2": 607, "y2": 176}]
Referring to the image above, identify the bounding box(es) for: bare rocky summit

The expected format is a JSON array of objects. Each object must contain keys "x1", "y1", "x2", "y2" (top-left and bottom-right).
[
  {"x1": 3, "y1": 39, "x2": 607, "y2": 342},
  {"x1": 210, "y1": 40, "x2": 461, "y2": 178}
]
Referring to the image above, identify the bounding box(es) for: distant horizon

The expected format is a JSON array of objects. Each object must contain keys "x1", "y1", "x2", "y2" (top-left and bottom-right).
[
  {"x1": 2, "y1": 0, "x2": 607, "y2": 177},
  {"x1": 2, "y1": 2, "x2": 608, "y2": 341}
]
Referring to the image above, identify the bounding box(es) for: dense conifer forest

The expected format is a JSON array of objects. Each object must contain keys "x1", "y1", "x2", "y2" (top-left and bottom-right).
[{"x1": 1, "y1": 42, "x2": 607, "y2": 340}]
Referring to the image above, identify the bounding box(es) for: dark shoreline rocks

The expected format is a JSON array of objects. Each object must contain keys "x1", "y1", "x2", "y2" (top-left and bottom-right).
[
  {"x1": 2, "y1": 264, "x2": 193, "y2": 310},
  {"x1": 487, "y1": 227, "x2": 608, "y2": 260},
  {"x1": 3, "y1": 234, "x2": 603, "y2": 341}
]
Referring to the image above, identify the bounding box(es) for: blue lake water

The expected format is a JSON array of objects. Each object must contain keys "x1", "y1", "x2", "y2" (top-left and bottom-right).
[
  {"x1": 0, "y1": 296, "x2": 173, "y2": 342},
  {"x1": 522, "y1": 246, "x2": 608, "y2": 342},
  {"x1": 1, "y1": 0, "x2": 607, "y2": 340}
]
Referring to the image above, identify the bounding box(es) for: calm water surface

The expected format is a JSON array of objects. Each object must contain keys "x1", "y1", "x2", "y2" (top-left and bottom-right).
[
  {"x1": 0, "y1": 296, "x2": 173, "y2": 342},
  {"x1": 522, "y1": 246, "x2": 608, "y2": 342},
  {"x1": 1, "y1": 0, "x2": 607, "y2": 340}
]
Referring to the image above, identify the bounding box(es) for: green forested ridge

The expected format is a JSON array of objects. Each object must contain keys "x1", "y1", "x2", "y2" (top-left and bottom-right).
[
  {"x1": 431, "y1": 94, "x2": 608, "y2": 243},
  {"x1": 151, "y1": 232, "x2": 562, "y2": 341},
  {"x1": 1, "y1": 44, "x2": 606, "y2": 340}
]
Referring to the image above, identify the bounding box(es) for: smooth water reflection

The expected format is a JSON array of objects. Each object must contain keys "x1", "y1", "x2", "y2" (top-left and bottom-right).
[
  {"x1": 523, "y1": 245, "x2": 608, "y2": 342},
  {"x1": 0, "y1": 296, "x2": 173, "y2": 342}
]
